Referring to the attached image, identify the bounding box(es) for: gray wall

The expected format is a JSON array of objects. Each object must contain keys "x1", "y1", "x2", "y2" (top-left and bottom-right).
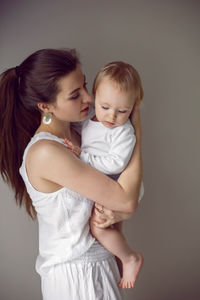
[{"x1": 0, "y1": 1, "x2": 199, "y2": 299}]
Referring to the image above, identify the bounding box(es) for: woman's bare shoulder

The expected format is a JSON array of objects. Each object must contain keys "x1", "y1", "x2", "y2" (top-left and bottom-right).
[
  {"x1": 29, "y1": 138, "x2": 63, "y2": 151},
  {"x1": 26, "y1": 138, "x2": 71, "y2": 167}
]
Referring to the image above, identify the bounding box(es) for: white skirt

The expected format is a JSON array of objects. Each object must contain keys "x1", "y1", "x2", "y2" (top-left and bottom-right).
[{"x1": 41, "y1": 241, "x2": 122, "y2": 300}]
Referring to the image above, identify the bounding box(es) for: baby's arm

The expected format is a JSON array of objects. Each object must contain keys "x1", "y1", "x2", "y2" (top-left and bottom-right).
[
  {"x1": 65, "y1": 134, "x2": 144, "y2": 203},
  {"x1": 80, "y1": 124, "x2": 136, "y2": 175}
]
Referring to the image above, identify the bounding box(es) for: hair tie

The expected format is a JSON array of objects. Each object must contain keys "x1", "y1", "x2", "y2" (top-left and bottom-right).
[{"x1": 15, "y1": 66, "x2": 21, "y2": 78}]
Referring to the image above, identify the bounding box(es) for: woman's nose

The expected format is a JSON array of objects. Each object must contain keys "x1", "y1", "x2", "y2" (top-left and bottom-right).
[{"x1": 82, "y1": 90, "x2": 92, "y2": 103}]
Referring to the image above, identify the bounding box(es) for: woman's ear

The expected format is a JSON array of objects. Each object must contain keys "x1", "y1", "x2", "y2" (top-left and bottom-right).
[{"x1": 37, "y1": 103, "x2": 51, "y2": 113}]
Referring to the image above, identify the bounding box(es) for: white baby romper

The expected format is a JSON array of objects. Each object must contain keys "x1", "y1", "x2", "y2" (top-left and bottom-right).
[{"x1": 19, "y1": 132, "x2": 122, "y2": 300}]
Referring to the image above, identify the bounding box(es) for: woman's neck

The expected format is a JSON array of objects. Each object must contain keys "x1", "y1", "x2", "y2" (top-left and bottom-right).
[{"x1": 36, "y1": 120, "x2": 72, "y2": 140}]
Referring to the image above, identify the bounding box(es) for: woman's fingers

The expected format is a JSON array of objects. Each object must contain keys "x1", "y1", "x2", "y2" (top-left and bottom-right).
[
  {"x1": 92, "y1": 207, "x2": 119, "y2": 228},
  {"x1": 94, "y1": 208, "x2": 107, "y2": 220},
  {"x1": 103, "y1": 208, "x2": 114, "y2": 219},
  {"x1": 95, "y1": 203, "x2": 114, "y2": 219},
  {"x1": 93, "y1": 219, "x2": 114, "y2": 228},
  {"x1": 95, "y1": 203, "x2": 103, "y2": 211},
  {"x1": 93, "y1": 203, "x2": 115, "y2": 227}
]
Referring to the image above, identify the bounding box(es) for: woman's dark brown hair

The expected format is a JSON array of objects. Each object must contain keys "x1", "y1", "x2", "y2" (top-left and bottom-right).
[{"x1": 0, "y1": 48, "x2": 80, "y2": 219}]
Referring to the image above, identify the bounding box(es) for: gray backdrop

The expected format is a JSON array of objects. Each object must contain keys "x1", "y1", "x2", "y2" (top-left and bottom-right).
[{"x1": 0, "y1": 1, "x2": 199, "y2": 299}]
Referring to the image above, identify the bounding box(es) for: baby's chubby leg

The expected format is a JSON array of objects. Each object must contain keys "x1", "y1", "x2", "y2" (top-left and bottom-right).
[{"x1": 90, "y1": 210, "x2": 143, "y2": 289}]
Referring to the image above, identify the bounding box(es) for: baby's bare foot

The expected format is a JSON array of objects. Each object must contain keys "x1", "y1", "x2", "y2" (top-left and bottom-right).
[{"x1": 118, "y1": 253, "x2": 143, "y2": 289}]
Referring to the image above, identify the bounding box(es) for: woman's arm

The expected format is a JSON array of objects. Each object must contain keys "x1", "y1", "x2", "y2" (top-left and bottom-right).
[
  {"x1": 118, "y1": 105, "x2": 143, "y2": 211},
  {"x1": 27, "y1": 107, "x2": 142, "y2": 213}
]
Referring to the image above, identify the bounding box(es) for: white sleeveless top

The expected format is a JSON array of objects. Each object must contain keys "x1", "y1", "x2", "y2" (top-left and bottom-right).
[{"x1": 19, "y1": 132, "x2": 95, "y2": 276}]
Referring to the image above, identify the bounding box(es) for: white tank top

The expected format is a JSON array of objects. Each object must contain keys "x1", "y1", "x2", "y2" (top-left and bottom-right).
[{"x1": 19, "y1": 132, "x2": 95, "y2": 276}]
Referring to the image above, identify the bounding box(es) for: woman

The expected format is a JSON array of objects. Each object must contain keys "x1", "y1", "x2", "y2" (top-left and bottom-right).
[{"x1": 0, "y1": 48, "x2": 143, "y2": 300}]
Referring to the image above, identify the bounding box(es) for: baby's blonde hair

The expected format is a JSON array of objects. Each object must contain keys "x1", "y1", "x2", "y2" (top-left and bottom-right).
[{"x1": 92, "y1": 61, "x2": 144, "y2": 105}]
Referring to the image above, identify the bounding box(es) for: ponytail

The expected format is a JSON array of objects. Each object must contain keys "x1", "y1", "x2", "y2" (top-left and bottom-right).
[
  {"x1": 0, "y1": 68, "x2": 39, "y2": 219},
  {"x1": 0, "y1": 49, "x2": 79, "y2": 219}
]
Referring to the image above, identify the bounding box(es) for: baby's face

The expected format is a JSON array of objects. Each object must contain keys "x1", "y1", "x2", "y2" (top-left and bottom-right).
[{"x1": 94, "y1": 78, "x2": 135, "y2": 128}]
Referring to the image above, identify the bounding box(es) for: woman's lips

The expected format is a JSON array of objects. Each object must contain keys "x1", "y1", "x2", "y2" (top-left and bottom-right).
[{"x1": 81, "y1": 106, "x2": 89, "y2": 113}]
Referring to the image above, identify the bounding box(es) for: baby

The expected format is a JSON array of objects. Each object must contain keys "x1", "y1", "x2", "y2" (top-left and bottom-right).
[{"x1": 66, "y1": 61, "x2": 144, "y2": 289}]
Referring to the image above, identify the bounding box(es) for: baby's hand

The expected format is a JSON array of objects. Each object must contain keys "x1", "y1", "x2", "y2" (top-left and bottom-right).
[{"x1": 64, "y1": 138, "x2": 81, "y2": 158}]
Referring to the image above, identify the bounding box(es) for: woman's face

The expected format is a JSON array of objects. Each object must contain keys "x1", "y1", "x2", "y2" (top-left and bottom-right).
[{"x1": 51, "y1": 66, "x2": 92, "y2": 122}]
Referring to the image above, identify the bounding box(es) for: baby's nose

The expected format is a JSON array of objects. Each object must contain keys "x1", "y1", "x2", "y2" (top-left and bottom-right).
[{"x1": 110, "y1": 112, "x2": 116, "y2": 121}]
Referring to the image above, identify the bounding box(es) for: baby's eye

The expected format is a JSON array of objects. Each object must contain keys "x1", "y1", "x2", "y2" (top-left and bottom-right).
[
  {"x1": 102, "y1": 106, "x2": 109, "y2": 110},
  {"x1": 118, "y1": 110, "x2": 127, "y2": 113}
]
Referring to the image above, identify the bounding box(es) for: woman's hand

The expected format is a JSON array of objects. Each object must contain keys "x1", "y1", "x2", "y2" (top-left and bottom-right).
[
  {"x1": 130, "y1": 102, "x2": 139, "y2": 122},
  {"x1": 64, "y1": 138, "x2": 81, "y2": 158},
  {"x1": 92, "y1": 203, "x2": 134, "y2": 228},
  {"x1": 130, "y1": 103, "x2": 141, "y2": 137}
]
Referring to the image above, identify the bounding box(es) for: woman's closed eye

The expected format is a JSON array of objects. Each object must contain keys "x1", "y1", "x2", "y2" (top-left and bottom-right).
[
  {"x1": 102, "y1": 106, "x2": 109, "y2": 110},
  {"x1": 70, "y1": 93, "x2": 80, "y2": 100},
  {"x1": 69, "y1": 81, "x2": 88, "y2": 100}
]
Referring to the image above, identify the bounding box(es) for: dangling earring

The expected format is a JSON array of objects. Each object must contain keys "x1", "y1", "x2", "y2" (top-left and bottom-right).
[{"x1": 43, "y1": 112, "x2": 52, "y2": 125}]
